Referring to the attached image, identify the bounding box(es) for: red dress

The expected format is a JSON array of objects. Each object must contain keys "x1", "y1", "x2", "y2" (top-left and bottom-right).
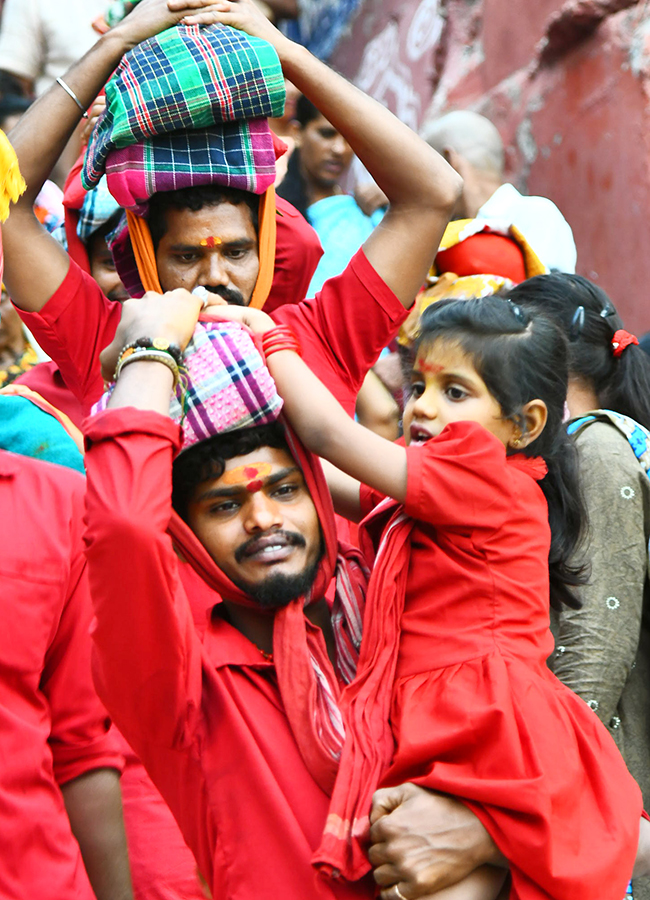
[{"x1": 327, "y1": 421, "x2": 642, "y2": 899}]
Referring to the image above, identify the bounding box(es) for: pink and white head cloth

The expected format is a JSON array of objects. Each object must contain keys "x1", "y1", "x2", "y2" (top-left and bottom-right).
[{"x1": 93, "y1": 319, "x2": 283, "y2": 449}]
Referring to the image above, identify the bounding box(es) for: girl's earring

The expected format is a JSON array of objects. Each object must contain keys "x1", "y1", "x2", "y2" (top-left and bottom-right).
[{"x1": 512, "y1": 434, "x2": 522, "y2": 448}]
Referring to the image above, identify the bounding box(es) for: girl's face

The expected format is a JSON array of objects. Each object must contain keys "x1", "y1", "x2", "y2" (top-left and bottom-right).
[{"x1": 403, "y1": 338, "x2": 519, "y2": 449}]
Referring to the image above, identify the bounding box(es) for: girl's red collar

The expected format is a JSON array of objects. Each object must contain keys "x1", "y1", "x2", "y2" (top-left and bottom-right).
[{"x1": 506, "y1": 452, "x2": 547, "y2": 481}]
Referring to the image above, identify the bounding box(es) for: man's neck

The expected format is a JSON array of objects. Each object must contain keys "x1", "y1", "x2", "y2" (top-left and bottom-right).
[
  {"x1": 219, "y1": 596, "x2": 336, "y2": 665},
  {"x1": 566, "y1": 378, "x2": 600, "y2": 418}
]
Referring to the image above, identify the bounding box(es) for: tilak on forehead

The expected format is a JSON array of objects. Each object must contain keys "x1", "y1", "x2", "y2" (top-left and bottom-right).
[
  {"x1": 199, "y1": 236, "x2": 222, "y2": 248},
  {"x1": 221, "y1": 462, "x2": 274, "y2": 493}
]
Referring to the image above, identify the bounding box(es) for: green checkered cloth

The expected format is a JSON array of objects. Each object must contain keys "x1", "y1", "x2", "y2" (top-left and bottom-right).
[{"x1": 84, "y1": 23, "x2": 285, "y2": 188}]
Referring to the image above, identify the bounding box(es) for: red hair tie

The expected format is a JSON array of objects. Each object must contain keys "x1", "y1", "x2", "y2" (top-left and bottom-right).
[{"x1": 612, "y1": 329, "x2": 639, "y2": 357}]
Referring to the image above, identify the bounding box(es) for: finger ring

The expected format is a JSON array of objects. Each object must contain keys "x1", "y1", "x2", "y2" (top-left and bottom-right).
[
  {"x1": 390, "y1": 886, "x2": 408, "y2": 900},
  {"x1": 192, "y1": 285, "x2": 210, "y2": 309}
]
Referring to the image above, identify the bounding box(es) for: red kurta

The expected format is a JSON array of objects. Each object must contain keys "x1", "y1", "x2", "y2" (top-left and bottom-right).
[
  {"x1": 84, "y1": 409, "x2": 374, "y2": 899},
  {"x1": 23, "y1": 249, "x2": 403, "y2": 897},
  {"x1": 361, "y1": 421, "x2": 642, "y2": 900},
  {"x1": 0, "y1": 450, "x2": 123, "y2": 899}
]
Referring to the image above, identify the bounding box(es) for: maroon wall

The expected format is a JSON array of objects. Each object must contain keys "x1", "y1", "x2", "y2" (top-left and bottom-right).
[{"x1": 333, "y1": 0, "x2": 650, "y2": 331}]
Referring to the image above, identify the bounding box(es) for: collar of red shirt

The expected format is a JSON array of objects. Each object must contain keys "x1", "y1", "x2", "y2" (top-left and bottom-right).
[{"x1": 506, "y1": 452, "x2": 548, "y2": 481}]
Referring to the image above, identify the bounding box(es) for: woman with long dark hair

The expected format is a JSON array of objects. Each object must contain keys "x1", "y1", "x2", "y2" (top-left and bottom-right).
[{"x1": 506, "y1": 273, "x2": 650, "y2": 900}]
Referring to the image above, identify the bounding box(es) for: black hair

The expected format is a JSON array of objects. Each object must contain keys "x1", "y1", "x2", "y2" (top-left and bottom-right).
[
  {"x1": 147, "y1": 184, "x2": 259, "y2": 250},
  {"x1": 171, "y1": 421, "x2": 290, "y2": 520},
  {"x1": 0, "y1": 72, "x2": 33, "y2": 132},
  {"x1": 505, "y1": 274, "x2": 650, "y2": 432},
  {"x1": 275, "y1": 95, "x2": 322, "y2": 217},
  {"x1": 415, "y1": 296, "x2": 588, "y2": 611}
]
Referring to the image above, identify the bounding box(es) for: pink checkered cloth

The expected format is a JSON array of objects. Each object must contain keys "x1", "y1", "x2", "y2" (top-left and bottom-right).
[{"x1": 93, "y1": 320, "x2": 283, "y2": 450}]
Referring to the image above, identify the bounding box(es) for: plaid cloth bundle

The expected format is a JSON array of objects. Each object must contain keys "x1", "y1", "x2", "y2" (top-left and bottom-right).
[
  {"x1": 93, "y1": 321, "x2": 283, "y2": 450},
  {"x1": 103, "y1": 118, "x2": 276, "y2": 214},
  {"x1": 83, "y1": 24, "x2": 285, "y2": 189}
]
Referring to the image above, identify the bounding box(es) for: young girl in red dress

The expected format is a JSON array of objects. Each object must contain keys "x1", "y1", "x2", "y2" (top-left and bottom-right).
[{"x1": 217, "y1": 296, "x2": 646, "y2": 900}]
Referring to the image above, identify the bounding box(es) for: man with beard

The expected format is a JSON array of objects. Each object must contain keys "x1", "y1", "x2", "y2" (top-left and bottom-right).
[
  {"x1": 2, "y1": 0, "x2": 459, "y2": 425},
  {"x1": 83, "y1": 290, "x2": 508, "y2": 900}
]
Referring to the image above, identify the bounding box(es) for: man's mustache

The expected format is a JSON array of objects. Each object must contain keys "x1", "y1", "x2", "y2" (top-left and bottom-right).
[
  {"x1": 202, "y1": 285, "x2": 246, "y2": 307},
  {"x1": 234, "y1": 530, "x2": 306, "y2": 563}
]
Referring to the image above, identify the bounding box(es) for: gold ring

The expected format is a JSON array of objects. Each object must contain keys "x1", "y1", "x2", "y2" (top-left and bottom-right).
[{"x1": 391, "y1": 886, "x2": 408, "y2": 900}]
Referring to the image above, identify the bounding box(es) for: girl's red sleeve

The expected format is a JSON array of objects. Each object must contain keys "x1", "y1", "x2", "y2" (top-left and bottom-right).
[{"x1": 404, "y1": 420, "x2": 514, "y2": 534}]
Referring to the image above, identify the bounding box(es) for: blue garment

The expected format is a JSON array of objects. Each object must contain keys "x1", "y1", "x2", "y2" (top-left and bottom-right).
[
  {"x1": 0, "y1": 395, "x2": 84, "y2": 473},
  {"x1": 567, "y1": 409, "x2": 650, "y2": 479},
  {"x1": 306, "y1": 194, "x2": 384, "y2": 295},
  {"x1": 280, "y1": 0, "x2": 363, "y2": 61}
]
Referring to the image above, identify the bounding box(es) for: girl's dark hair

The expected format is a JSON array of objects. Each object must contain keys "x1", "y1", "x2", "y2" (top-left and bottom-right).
[
  {"x1": 275, "y1": 96, "x2": 321, "y2": 217},
  {"x1": 416, "y1": 296, "x2": 588, "y2": 610},
  {"x1": 171, "y1": 422, "x2": 289, "y2": 520},
  {"x1": 505, "y1": 274, "x2": 650, "y2": 431}
]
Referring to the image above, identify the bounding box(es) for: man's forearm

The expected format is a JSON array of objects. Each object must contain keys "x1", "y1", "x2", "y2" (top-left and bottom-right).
[
  {"x1": 273, "y1": 40, "x2": 460, "y2": 216},
  {"x1": 61, "y1": 767, "x2": 133, "y2": 900},
  {"x1": 8, "y1": 30, "x2": 132, "y2": 208}
]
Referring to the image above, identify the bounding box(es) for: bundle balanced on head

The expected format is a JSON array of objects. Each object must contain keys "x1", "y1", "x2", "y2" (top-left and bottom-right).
[{"x1": 2, "y1": 0, "x2": 527, "y2": 898}]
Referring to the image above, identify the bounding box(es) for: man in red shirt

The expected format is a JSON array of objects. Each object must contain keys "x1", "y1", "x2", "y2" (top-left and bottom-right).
[
  {"x1": 82, "y1": 288, "x2": 509, "y2": 900},
  {"x1": 2, "y1": 0, "x2": 461, "y2": 423},
  {"x1": 0, "y1": 443, "x2": 132, "y2": 900},
  {"x1": 1, "y1": 0, "x2": 504, "y2": 895}
]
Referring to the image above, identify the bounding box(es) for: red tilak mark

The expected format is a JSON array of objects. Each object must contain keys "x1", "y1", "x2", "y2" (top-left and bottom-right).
[
  {"x1": 246, "y1": 479, "x2": 264, "y2": 493},
  {"x1": 419, "y1": 361, "x2": 445, "y2": 374},
  {"x1": 199, "y1": 235, "x2": 223, "y2": 249}
]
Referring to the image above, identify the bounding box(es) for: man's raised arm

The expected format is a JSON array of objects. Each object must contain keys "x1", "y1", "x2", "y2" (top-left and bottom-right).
[
  {"x1": 2, "y1": 0, "x2": 222, "y2": 313},
  {"x1": 177, "y1": 0, "x2": 463, "y2": 309}
]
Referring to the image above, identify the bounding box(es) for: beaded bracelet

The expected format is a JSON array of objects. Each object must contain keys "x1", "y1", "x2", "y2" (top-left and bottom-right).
[
  {"x1": 116, "y1": 348, "x2": 181, "y2": 389},
  {"x1": 118, "y1": 337, "x2": 184, "y2": 366},
  {"x1": 261, "y1": 325, "x2": 302, "y2": 358}
]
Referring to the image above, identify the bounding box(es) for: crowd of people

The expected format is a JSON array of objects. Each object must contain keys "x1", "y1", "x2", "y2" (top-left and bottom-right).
[{"x1": 1, "y1": 1, "x2": 650, "y2": 900}]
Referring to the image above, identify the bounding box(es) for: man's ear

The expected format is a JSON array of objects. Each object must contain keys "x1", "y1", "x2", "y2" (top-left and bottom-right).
[
  {"x1": 517, "y1": 399, "x2": 548, "y2": 448},
  {"x1": 445, "y1": 147, "x2": 464, "y2": 175}
]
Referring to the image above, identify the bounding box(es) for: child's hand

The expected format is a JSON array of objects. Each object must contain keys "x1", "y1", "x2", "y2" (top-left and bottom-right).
[
  {"x1": 200, "y1": 304, "x2": 276, "y2": 334},
  {"x1": 81, "y1": 96, "x2": 106, "y2": 146},
  {"x1": 170, "y1": 0, "x2": 286, "y2": 49}
]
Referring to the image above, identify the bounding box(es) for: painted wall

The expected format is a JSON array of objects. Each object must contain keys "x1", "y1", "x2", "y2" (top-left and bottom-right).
[{"x1": 332, "y1": 0, "x2": 650, "y2": 331}]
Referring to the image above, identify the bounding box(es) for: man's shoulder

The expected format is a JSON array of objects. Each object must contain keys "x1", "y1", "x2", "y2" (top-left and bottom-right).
[{"x1": 0, "y1": 449, "x2": 84, "y2": 507}]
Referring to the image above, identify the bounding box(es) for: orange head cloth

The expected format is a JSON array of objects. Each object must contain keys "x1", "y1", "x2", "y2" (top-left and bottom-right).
[{"x1": 125, "y1": 184, "x2": 277, "y2": 307}]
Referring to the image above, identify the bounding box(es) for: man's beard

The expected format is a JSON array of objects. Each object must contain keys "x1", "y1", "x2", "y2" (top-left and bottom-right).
[
  {"x1": 203, "y1": 284, "x2": 246, "y2": 306},
  {"x1": 232, "y1": 561, "x2": 321, "y2": 609},
  {"x1": 231, "y1": 535, "x2": 325, "y2": 609}
]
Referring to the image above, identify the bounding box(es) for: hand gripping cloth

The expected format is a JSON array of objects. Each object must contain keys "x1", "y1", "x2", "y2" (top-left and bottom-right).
[{"x1": 93, "y1": 320, "x2": 283, "y2": 451}]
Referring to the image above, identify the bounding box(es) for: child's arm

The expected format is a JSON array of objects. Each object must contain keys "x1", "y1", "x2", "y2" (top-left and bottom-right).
[
  {"x1": 320, "y1": 460, "x2": 363, "y2": 523},
  {"x1": 205, "y1": 306, "x2": 409, "y2": 503}
]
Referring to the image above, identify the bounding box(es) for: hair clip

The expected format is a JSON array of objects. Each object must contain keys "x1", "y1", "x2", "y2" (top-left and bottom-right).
[
  {"x1": 506, "y1": 299, "x2": 528, "y2": 325},
  {"x1": 569, "y1": 305, "x2": 585, "y2": 342},
  {"x1": 599, "y1": 299, "x2": 616, "y2": 319}
]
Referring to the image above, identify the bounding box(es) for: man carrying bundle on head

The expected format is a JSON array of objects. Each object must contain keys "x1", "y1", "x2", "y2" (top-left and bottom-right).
[
  {"x1": 0, "y1": 0, "x2": 445, "y2": 427},
  {"x1": 0, "y1": 0, "x2": 518, "y2": 896}
]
